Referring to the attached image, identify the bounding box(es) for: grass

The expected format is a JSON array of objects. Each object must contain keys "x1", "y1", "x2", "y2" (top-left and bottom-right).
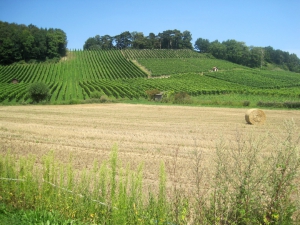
[
  {"x1": 0, "y1": 204, "x2": 80, "y2": 225},
  {"x1": 118, "y1": 93, "x2": 300, "y2": 109},
  {"x1": 0, "y1": 146, "x2": 182, "y2": 224},
  {"x1": 1, "y1": 121, "x2": 300, "y2": 224}
]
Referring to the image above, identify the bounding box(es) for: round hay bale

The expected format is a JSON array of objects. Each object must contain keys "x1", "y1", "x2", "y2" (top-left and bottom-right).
[{"x1": 245, "y1": 109, "x2": 266, "y2": 125}]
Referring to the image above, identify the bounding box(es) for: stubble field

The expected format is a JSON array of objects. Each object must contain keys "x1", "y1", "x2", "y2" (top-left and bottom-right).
[{"x1": 1, "y1": 103, "x2": 299, "y2": 194}]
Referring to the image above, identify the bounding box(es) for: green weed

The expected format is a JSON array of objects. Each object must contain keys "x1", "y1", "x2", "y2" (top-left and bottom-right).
[{"x1": 0, "y1": 121, "x2": 299, "y2": 224}]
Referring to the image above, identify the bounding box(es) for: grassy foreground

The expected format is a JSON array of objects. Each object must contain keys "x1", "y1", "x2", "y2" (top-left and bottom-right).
[{"x1": 0, "y1": 120, "x2": 300, "y2": 224}]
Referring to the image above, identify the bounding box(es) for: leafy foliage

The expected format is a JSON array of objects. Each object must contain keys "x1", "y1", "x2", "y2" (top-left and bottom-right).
[
  {"x1": 145, "y1": 89, "x2": 160, "y2": 100},
  {"x1": 90, "y1": 90, "x2": 105, "y2": 99},
  {"x1": 194, "y1": 37, "x2": 300, "y2": 72},
  {"x1": 83, "y1": 29, "x2": 193, "y2": 50},
  {"x1": 174, "y1": 92, "x2": 192, "y2": 104},
  {"x1": 0, "y1": 21, "x2": 67, "y2": 65},
  {"x1": 28, "y1": 82, "x2": 50, "y2": 103}
]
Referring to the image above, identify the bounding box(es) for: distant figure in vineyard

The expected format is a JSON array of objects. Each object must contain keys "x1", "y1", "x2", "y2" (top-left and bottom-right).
[{"x1": 212, "y1": 67, "x2": 218, "y2": 72}]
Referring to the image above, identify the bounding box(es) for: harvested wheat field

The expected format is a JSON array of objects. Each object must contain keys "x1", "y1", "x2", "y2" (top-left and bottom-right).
[{"x1": 0, "y1": 103, "x2": 299, "y2": 194}]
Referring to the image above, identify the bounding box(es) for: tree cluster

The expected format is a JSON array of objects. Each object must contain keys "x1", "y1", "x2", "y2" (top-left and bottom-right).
[
  {"x1": 83, "y1": 29, "x2": 193, "y2": 50},
  {"x1": 194, "y1": 38, "x2": 300, "y2": 72},
  {"x1": 0, "y1": 21, "x2": 68, "y2": 65}
]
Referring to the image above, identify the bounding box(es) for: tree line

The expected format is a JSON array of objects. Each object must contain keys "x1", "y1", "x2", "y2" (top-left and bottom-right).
[
  {"x1": 195, "y1": 38, "x2": 300, "y2": 72},
  {"x1": 83, "y1": 30, "x2": 193, "y2": 50},
  {"x1": 0, "y1": 21, "x2": 67, "y2": 65}
]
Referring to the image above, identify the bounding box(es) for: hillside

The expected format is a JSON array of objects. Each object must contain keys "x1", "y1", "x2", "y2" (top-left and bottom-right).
[{"x1": 0, "y1": 49, "x2": 300, "y2": 105}]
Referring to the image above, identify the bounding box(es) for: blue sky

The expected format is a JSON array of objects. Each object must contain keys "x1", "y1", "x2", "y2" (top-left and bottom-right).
[{"x1": 1, "y1": 0, "x2": 299, "y2": 57}]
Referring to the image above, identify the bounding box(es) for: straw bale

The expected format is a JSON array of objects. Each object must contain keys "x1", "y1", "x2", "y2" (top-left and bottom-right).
[{"x1": 245, "y1": 108, "x2": 266, "y2": 125}]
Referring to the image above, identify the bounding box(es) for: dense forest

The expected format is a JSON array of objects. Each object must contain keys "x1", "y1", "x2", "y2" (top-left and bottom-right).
[
  {"x1": 0, "y1": 21, "x2": 67, "y2": 65},
  {"x1": 194, "y1": 38, "x2": 300, "y2": 72}
]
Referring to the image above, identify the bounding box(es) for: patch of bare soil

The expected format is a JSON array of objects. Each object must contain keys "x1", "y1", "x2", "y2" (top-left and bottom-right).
[{"x1": 0, "y1": 104, "x2": 299, "y2": 193}]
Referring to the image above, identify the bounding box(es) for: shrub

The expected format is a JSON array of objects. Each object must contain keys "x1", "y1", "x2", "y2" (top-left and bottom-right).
[
  {"x1": 257, "y1": 101, "x2": 283, "y2": 108},
  {"x1": 145, "y1": 89, "x2": 160, "y2": 101},
  {"x1": 242, "y1": 100, "x2": 250, "y2": 106},
  {"x1": 257, "y1": 101, "x2": 300, "y2": 109},
  {"x1": 28, "y1": 82, "x2": 50, "y2": 103},
  {"x1": 68, "y1": 99, "x2": 80, "y2": 104},
  {"x1": 100, "y1": 95, "x2": 109, "y2": 103},
  {"x1": 201, "y1": 120, "x2": 300, "y2": 224},
  {"x1": 283, "y1": 101, "x2": 300, "y2": 108},
  {"x1": 161, "y1": 90, "x2": 175, "y2": 103},
  {"x1": 174, "y1": 92, "x2": 192, "y2": 104},
  {"x1": 90, "y1": 91, "x2": 105, "y2": 99}
]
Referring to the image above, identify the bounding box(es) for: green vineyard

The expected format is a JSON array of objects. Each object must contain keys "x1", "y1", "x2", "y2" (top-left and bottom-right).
[{"x1": 0, "y1": 49, "x2": 300, "y2": 104}]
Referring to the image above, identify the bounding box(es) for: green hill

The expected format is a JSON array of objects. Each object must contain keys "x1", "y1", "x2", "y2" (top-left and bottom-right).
[{"x1": 0, "y1": 49, "x2": 300, "y2": 106}]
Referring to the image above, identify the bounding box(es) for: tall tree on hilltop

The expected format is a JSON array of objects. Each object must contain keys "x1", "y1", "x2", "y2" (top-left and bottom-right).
[
  {"x1": 131, "y1": 32, "x2": 147, "y2": 49},
  {"x1": 249, "y1": 46, "x2": 264, "y2": 68},
  {"x1": 146, "y1": 32, "x2": 158, "y2": 49},
  {"x1": 182, "y1": 30, "x2": 193, "y2": 49},
  {"x1": 46, "y1": 28, "x2": 67, "y2": 58},
  {"x1": 83, "y1": 35, "x2": 102, "y2": 50},
  {"x1": 114, "y1": 31, "x2": 132, "y2": 49},
  {"x1": 287, "y1": 54, "x2": 300, "y2": 72},
  {"x1": 83, "y1": 29, "x2": 193, "y2": 50},
  {"x1": 222, "y1": 39, "x2": 249, "y2": 65},
  {"x1": 20, "y1": 29, "x2": 34, "y2": 61},
  {"x1": 28, "y1": 24, "x2": 47, "y2": 60},
  {"x1": 209, "y1": 40, "x2": 227, "y2": 59},
  {"x1": 101, "y1": 35, "x2": 114, "y2": 49},
  {"x1": 194, "y1": 38, "x2": 210, "y2": 52}
]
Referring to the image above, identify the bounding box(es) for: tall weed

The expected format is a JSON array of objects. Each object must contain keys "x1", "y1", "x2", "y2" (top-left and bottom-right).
[
  {"x1": 0, "y1": 121, "x2": 300, "y2": 224},
  {"x1": 202, "y1": 120, "x2": 300, "y2": 224}
]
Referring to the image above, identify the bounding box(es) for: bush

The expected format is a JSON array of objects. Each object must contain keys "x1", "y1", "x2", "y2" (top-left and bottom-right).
[
  {"x1": 257, "y1": 101, "x2": 283, "y2": 108},
  {"x1": 257, "y1": 101, "x2": 300, "y2": 109},
  {"x1": 28, "y1": 82, "x2": 50, "y2": 103},
  {"x1": 200, "y1": 120, "x2": 300, "y2": 224},
  {"x1": 145, "y1": 89, "x2": 161, "y2": 101},
  {"x1": 90, "y1": 91, "x2": 105, "y2": 99},
  {"x1": 161, "y1": 90, "x2": 175, "y2": 103},
  {"x1": 283, "y1": 101, "x2": 300, "y2": 108},
  {"x1": 100, "y1": 95, "x2": 109, "y2": 103},
  {"x1": 68, "y1": 99, "x2": 80, "y2": 104},
  {"x1": 174, "y1": 92, "x2": 192, "y2": 104},
  {"x1": 242, "y1": 100, "x2": 250, "y2": 106}
]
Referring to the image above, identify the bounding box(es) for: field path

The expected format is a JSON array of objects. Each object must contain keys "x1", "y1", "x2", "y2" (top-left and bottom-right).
[{"x1": 1, "y1": 103, "x2": 299, "y2": 192}]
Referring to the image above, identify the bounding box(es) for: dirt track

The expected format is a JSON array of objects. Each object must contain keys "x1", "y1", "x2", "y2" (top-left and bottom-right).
[{"x1": 1, "y1": 103, "x2": 299, "y2": 192}]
